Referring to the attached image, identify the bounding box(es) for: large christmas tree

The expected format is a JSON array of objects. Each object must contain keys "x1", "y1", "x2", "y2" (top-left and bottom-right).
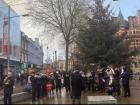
[{"x1": 77, "y1": 0, "x2": 135, "y2": 68}]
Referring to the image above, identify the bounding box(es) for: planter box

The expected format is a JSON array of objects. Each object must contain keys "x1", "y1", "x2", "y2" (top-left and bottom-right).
[{"x1": 87, "y1": 96, "x2": 117, "y2": 104}]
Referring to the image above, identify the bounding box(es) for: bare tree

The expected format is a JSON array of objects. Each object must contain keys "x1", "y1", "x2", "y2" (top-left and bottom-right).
[{"x1": 29, "y1": 0, "x2": 86, "y2": 71}]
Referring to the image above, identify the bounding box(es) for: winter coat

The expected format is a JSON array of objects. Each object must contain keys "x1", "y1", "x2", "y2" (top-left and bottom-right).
[
  {"x1": 3, "y1": 76, "x2": 14, "y2": 94},
  {"x1": 71, "y1": 73, "x2": 82, "y2": 98},
  {"x1": 121, "y1": 71, "x2": 130, "y2": 85},
  {"x1": 30, "y1": 76, "x2": 37, "y2": 88},
  {"x1": 64, "y1": 74, "x2": 70, "y2": 86},
  {"x1": 55, "y1": 74, "x2": 62, "y2": 87}
]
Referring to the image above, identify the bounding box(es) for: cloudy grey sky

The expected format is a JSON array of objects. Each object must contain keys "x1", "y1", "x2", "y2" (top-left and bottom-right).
[{"x1": 3, "y1": 0, "x2": 140, "y2": 62}]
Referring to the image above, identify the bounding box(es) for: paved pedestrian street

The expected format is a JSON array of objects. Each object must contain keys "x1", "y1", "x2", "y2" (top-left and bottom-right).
[{"x1": 15, "y1": 80, "x2": 140, "y2": 104}]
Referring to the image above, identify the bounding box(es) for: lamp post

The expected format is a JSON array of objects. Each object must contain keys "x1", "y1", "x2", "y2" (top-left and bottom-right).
[
  {"x1": 7, "y1": 5, "x2": 10, "y2": 71},
  {"x1": 6, "y1": 5, "x2": 29, "y2": 71},
  {"x1": 40, "y1": 40, "x2": 44, "y2": 70},
  {"x1": 55, "y1": 51, "x2": 57, "y2": 69},
  {"x1": 55, "y1": 51, "x2": 57, "y2": 62},
  {"x1": 47, "y1": 46, "x2": 49, "y2": 64}
]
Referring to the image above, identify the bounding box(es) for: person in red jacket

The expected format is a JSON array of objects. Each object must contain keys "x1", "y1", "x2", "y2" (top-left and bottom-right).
[{"x1": 46, "y1": 80, "x2": 53, "y2": 96}]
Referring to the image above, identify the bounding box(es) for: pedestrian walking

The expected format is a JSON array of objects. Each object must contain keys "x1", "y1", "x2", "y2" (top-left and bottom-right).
[
  {"x1": 97, "y1": 66, "x2": 105, "y2": 92},
  {"x1": 50, "y1": 73, "x2": 55, "y2": 95},
  {"x1": 113, "y1": 67, "x2": 121, "y2": 97},
  {"x1": 121, "y1": 67, "x2": 131, "y2": 97},
  {"x1": 81, "y1": 72, "x2": 86, "y2": 92},
  {"x1": 106, "y1": 65, "x2": 115, "y2": 96},
  {"x1": 90, "y1": 71, "x2": 95, "y2": 92},
  {"x1": 3, "y1": 70, "x2": 14, "y2": 104},
  {"x1": 20, "y1": 72, "x2": 24, "y2": 85},
  {"x1": 30, "y1": 71, "x2": 37, "y2": 102},
  {"x1": 64, "y1": 72, "x2": 71, "y2": 93},
  {"x1": 36, "y1": 73, "x2": 42, "y2": 99},
  {"x1": 86, "y1": 71, "x2": 91, "y2": 91},
  {"x1": 46, "y1": 79, "x2": 53, "y2": 96},
  {"x1": 55, "y1": 72, "x2": 62, "y2": 94},
  {"x1": 41, "y1": 74, "x2": 48, "y2": 97},
  {"x1": 107, "y1": 74, "x2": 114, "y2": 95},
  {"x1": 25, "y1": 71, "x2": 28, "y2": 85},
  {"x1": 71, "y1": 70, "x2": 83, "y2": 104}
]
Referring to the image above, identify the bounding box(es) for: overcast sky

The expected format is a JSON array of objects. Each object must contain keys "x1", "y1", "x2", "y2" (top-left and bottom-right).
[
  {"x1": 4, "y1": 0, "x2": 66, "y2": 62},
  {"x1": 3, "y1": 0, "x2": 140, "y2": 62}
]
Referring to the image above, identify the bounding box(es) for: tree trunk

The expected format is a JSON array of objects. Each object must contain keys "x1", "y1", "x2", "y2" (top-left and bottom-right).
[{"x1": 65, "y1": 42, "x2": 69, "y2": 71}]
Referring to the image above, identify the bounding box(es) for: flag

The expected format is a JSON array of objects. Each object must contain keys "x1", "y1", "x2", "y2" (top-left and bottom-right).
[{"x1": 2, "y1": 33, "x2": 8, "y2": 56}]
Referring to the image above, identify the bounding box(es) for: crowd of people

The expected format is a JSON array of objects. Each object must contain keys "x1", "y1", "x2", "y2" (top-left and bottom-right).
[
  {"x1": 26, "y1": 65, "x2": 132, "y2": 104},
  {"x1": 1, "y1": 64, "x2": 132, "y2": 104}
]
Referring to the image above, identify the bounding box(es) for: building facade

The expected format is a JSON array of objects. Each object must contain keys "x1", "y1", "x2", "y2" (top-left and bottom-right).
[
  {"x1": 126, "y1": 9, "x2": 140, "y2": 70},
  {"x1": 27, "y1": 38, "x2": 44, "y2": 69},
  {"x1": 0, "y1": 0, "x2": 21, "y2": 75},
  {"x1": 115, "y1": 9, "x2": 140, "y2": 72},
  {"x1": 20, "y1": 32, "x2": 28, "y2": 70},
  {"x1": 68, "y1": 42, "x2": 81, "y2": 70}
]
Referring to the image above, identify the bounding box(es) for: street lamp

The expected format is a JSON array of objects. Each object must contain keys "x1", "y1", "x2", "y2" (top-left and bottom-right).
[
  {"x1": 55, "y1": 51, "x2": 57, "y2": 62},
  {"x1": 54, "y1": 50, "x2": 58, "y2": 70},
  {"x1": 40, "y1": 38, "x2": 47, "y2": 70},
  {"x1": 47, "y1": 46, "x2": 49, "y2": 64}
]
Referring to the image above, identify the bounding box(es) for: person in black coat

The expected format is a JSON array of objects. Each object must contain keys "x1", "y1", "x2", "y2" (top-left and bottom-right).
[
  {"x1": 41, "y1": 74, "x2": 48, "y2": 97},
  {"x1": 71, "y1": 70, "x2": 83, "y2": 104},
  {"x1": 121, "y1": 67, "x2": 131, "y2": 97},
  {"x1": 82, "y1": 72, "x2": 87, "y2": 92},
  {"x1": 90, "y1": 71, "x2": 95, "y2": 92},
  {"x1": 30, "y1": 72, "x2": 37, "y2": 102},
  {"x1": 97, "y1": 67, "x2": 105, "y2": 92},
  {"x1": 3, "y1": 70, "x2": 14, "y2": 104},
  {"x1": 55, "y1": 72, "x2": 62, "y2": 94},
  {"x1": 64, "y1": 72, "x2": 70, "y2": 93},
  {"x1": 36, "y1": 73, "x2": 42, "y2": 99}
]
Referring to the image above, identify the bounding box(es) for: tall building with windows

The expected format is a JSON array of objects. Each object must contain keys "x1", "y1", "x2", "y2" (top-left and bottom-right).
[
  {"x1": 112, "y1": 9, "x2": 140, "y2": 71},
  {"x1": 20, "y1": 32, "x2": 28, "y2": 70},
  {"x1": 125, "y1": 9, "x2": 140, "y2": 70},
  {"x1": 0, "y1": 0, "x2": 21, "y2": 75},
  {"x1": 27, "y1": 37, "x2": 44, "y2": 69}
]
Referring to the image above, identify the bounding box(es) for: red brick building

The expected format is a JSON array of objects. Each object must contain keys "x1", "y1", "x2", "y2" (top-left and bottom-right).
[
  {"x1": 116, "y1": 9, "x2": 140, "y2": 71},
  {"x1": 69, "y1": 9, "x2": 140, "y2": 71},
  {"x1": 127, "y1": 10, "x2": 140, "y2": 70}
]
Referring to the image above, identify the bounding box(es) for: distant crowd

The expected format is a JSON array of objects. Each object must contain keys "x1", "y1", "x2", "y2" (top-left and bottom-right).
[
  {"x1": 1, "y1": 64, "x2": 133, "y2": 104},
  {"x1": 27, "y1": 65, "x2": 132, "y2": 104}
]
